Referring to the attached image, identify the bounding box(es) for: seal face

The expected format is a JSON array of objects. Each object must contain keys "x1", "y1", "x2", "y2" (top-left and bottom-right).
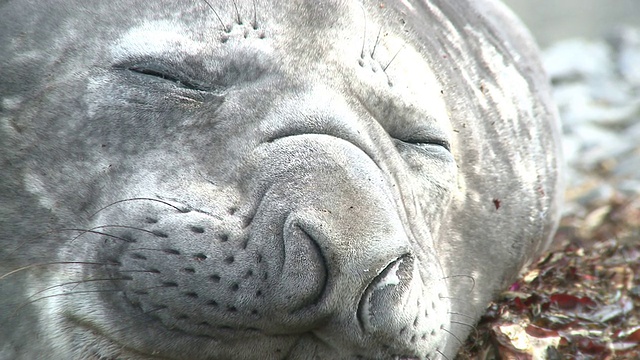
[{"x1": 0, "y1": 0, "x2": 562, "y2": 359}]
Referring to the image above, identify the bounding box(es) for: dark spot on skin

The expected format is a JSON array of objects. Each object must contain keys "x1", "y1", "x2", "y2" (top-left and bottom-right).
[
  {"x1": 184, "y1": 292, "x2": 198, "y2": 298},
  {"x1": 219, "y1": 233, "x2": 229, "y2": 242},
  {"x1": 194, "y1": 253, "x2": 207, "y2": 261},
  {"x1": 493, "y1": 198, "x2": 501, "y2": 210},
  {"x1": 207, "y1": 300, "x2": 218, "y2": 307},
  {"x1": 224, "y1": 256, "x2": 234, "y2": 264},
  {"x1": 164, "y1": 248, "x2": 180, "y2": 255},
  {"x1": 131, "y1": 253, "x2": 147, "y2": 260},
  {"x1": 152, "y1": 230, "x2": 168, "y2": 238},
  {"x1": 210, "y1": 274, "x2": 221, "y2": 283},
  {"x1": 190, "y1": 226, "x2": 205, "y2": 234},
  {"x1": 230, "y1": 283, "x2": 239, "y2": 292},
  {"x1": 163, "y1": 282, "x2": 178, "y2": 287},
  {"x1": 144, "y1": 217, "x2": 158, "y2": 224},
  {"x1": 183, "y1": 267, "x2": 195, "y2": 274}
]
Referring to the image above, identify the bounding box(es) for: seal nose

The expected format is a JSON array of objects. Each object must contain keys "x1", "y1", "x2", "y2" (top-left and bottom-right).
[{"x1": 249, "y1": 134, "x2": 450, "y2": 354}]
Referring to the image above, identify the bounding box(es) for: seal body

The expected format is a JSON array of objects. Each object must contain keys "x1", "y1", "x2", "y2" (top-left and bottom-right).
[{"x1": 0, "y1": 0, "x2": 562, "y2": 359}]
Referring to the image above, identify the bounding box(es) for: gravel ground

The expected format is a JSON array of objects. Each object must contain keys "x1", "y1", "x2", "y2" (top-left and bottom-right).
[{"x1": 457, "y1": 27, "x2": 640, "y2": 359}]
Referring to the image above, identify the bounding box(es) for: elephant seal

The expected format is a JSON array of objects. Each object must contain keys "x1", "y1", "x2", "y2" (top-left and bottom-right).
[{"x1": 0, "y1": 0, "x2": 562, "y2": 359}]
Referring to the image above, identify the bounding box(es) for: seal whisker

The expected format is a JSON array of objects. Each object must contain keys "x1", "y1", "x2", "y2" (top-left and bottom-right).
[
  {"x1": 1, "y1": 262, "x2": 111, "y2": 280},
  {"x1": 435, "y1": 349, "x2": 450, "y2": 360},
  {"x1": 383, "y1": 45, "x2": 405, "y2": 72},
  {"x1": 89, "y1": 197, "x2": 188, "y2": 219},
  {"x1": 447, "y1": 311, "x2": 476, "y2": 321},
  {"x1": 371, "y1": 26, "x2": 383, "y2": 58},
  {"x1": 25, "y1": 277, "x2": 132, "y2": 302},
  {"x1": 439, "y1": 325, "x2": 463, "y2": 347},
  {"x1": 231, "y1": 0, "x2": 241, "y2": 24},
  {"x1": 70, "y1": 225, "x2": 161, "y2": 243},
  {"x1": 13, "y1": 277, "x2": 132, "y2": 315},
  {"x1": 251, "y1": 0, "x2": 258, "y2": 29},
  {"x1": 450, "y1": 320, "x2": 478, "y2": 339},
  {"x1": 63, "y1": 228, "x2": 136, "y2": 243},
  {"x1": 357, "y1": 2, "x2": 367, "y2": 59},
  {"x1": 201, "y1": 0, "x2": 229, "y2": 32}
]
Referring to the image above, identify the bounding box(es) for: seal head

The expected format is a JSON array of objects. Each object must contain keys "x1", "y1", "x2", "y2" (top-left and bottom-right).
[{"x1": 0, "y1": 0, "x2": 562, "y2": 359}]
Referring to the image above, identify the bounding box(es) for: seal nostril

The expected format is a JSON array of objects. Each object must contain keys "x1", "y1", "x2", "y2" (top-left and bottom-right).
[{"x1": 357, "y1": 254, "x2": 415, "y2": 332}]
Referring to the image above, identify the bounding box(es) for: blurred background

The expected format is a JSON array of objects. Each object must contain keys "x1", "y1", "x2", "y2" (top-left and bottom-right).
[{"x1": 504, "y1": 0, "x2": 640, "y2": 46}]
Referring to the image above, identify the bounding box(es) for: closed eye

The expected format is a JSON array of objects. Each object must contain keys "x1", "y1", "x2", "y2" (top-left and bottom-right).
[
  {"x1": 401, "y1": 138, "x2": 451, "y2": 152},
  {"x1": 122, "y1": 62, "x2": 209, "y2": 91}
]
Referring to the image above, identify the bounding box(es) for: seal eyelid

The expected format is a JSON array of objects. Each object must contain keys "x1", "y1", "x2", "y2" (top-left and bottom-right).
[
  {"x1": 402, "y1": 137, "x2": 450, "y2": 152},
  {"x1": 122, "y1": 63, "x2": 209, "y2": 91},
  {"x1": 398, "y1": 129, "x2": 451, "y2": 152}
]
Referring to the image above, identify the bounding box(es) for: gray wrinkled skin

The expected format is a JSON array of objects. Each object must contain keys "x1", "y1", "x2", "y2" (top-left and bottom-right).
[{"x1": 0, "y1": 0, "x2": 562, "y2": 359}]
